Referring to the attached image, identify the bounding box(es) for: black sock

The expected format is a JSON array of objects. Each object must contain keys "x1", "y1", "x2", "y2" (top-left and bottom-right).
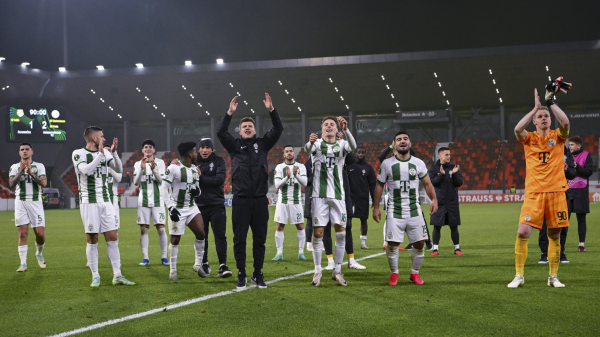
[
  {"x1": 450, "y1": 226, "x2": 459, "y2": 246},
  {"x1": 432, "y1": 226, "x2": 441, "y2": 246}
]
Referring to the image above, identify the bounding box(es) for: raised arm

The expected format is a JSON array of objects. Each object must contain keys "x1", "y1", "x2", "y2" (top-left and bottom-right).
[
  {"x1": 378, "y1": 145, "x2": 392, "y2": 163},
  {"x1": 304, "y1": 133, "x2": 318, "y2": 154},
  {"x1": 77, "y1": 152, "x2": 104, "y2": 176},
  {"x1": 261, "y1": 93, "x2": 284, "y2": 151},
  {"x1": 112, "y1": 151, "x2": 123, "y2": 173},
  {"x1": 514, "y1": 89, "x2": 541, "y2": 142},
  {"x1": 133, "y1": 161, "x2": 143, "y2": 186},
  {"x1": 337, "y1": 116, "x2": 356, "y2": 153},
  {"x1": 217, "y1": 97, "x2": 238, "y2": 153},
  {"x1": 9, "y1": 164, "x2": 25, "y2": 190},
  {"x1": 151, "y1": 160, "x2": 163, "y2": 185}
]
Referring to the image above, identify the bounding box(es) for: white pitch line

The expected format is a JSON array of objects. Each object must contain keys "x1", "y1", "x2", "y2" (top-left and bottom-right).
[{"x1": 50, "y1": 252, "x2": 386, "y2": 337}]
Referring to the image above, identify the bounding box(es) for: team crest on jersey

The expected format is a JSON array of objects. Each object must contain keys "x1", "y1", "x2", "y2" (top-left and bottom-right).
[
  {"x1": 74, "y1": 154, "x2": 80, "y2": 161},
  {"x1": 409, "y1": 168, "x2": 417, "y2": 177},
  {"x1": 524, "y1": 215, "x2": 531, "y2": 221},
  {"x1": 332, "y1": 145, "x2": 341, "y2": 155},
  {"x1": 209, "y1": 163, "x2": 214, "y2": 171},
  {"x1": 548, "y1": 139, "x2": 556, "y2": 147}
]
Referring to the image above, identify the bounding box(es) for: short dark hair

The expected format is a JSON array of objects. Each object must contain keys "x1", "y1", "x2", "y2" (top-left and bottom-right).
[
  {"x1": 322, "y1": 116, "x2": 337, "y2": 126},
  {"x1": 356, "y1": 146, "x2": 366, "y2": 151},
  {"x1": 283, "y1": 144, "x2": 294, "y2": 150},
  {"x1": 438, "y1": 147, "x2": 450, "y2": 154},
  {"x1": 142, "y1": 139, "x2": 156, "y2": 148},
  {"x1": 19, "y1": 142, "x2": 33, "y2": 149},
  {"x1": 394, "y1": 131, "x2": 410, "y2": 140},
  {"x1": 103, "y1": 144, "x2": 111, "y2": 149},
  {"x1": 240, "y1": 117, "x2": 255, "y2": 127},
  {"x1": 569, "y1": 136, "x2": 582, "y2": 146},
  {"x1": 177, "y1": 141, "x2": 196, "y2": 157},
  {"x1": 84, "y1": 126, "x2": 102, "y2": 142}
]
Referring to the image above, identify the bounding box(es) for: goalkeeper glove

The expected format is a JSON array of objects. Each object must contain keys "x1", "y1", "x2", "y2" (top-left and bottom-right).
[
  {"x1": 545, "y1": 76, "x2": 572, "y2": 106},
  {"x1": 190, "y1": 186, "x2": 200, "y2": 197},
  {"x1": 168, "y1": 206, "x2": 181, "y2": 222}
]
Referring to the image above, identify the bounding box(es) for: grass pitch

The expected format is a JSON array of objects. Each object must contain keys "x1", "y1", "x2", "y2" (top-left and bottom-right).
[{"x1": 0, "y1": 203, "x2": 599, "y2": 336}]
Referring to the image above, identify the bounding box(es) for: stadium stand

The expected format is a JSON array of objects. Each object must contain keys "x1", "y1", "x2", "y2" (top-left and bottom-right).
[
  {"x1": 0, "y1": 169, "x2": 15, "y2": 199},
  {"x1": 449, "y1": 139, "x2": 502, "y2": 190}
]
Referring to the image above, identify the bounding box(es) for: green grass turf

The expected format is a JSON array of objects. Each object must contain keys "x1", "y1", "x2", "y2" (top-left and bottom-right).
[{"x1": 0, "y1": 203, "x2": 599, "y2": 336}]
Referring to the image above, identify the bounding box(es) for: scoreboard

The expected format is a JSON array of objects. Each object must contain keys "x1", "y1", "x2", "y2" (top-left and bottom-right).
[{"x1": 7, "y1": 106, "x2": 67, "y2": 142}]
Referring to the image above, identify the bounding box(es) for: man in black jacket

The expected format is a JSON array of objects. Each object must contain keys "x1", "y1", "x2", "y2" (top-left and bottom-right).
[
  {"x1": 348, "y1": 147, "x2": 376, "y2": 249},
  {"x1": 193, "y1": 136, "x2": 232, "y2": 278},
  {"x1": 428, "y1": 147, "x2": 464, "y2": 256},
  {"x1": 217, "y1": 94, "x2": 283, "y2": 290},
  {"x1": 538, "y1": 145, "x2": 577, "y2": 263}
]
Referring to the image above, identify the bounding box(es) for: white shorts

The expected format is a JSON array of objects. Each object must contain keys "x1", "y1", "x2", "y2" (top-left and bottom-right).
[
  {"x1": 385, "y1": 215, "x2": 428, "y2": 244},
  {"x1": 80, "y1": 202, "x2": 119, "y2": 234},
  {"x1": 14, "y1": 200, "x2": 45, "y2": 228},
  {"x1": 274, "y1": 203, "x2": 304, "y2": 225},
  {"x1": 137, "y1": 206, "x2": 166, "y2": 225},
  {"x1": 311, "y1": 198, "x2": 347, "y2": 228},
  {"x1": 168, "y1": 206, "x2": 201, "y2": 235}
]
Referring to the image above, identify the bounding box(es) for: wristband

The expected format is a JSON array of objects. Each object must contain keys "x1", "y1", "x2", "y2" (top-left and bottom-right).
[{"x1": 545, "y1": 99, "x2": 555, "y2": 107}]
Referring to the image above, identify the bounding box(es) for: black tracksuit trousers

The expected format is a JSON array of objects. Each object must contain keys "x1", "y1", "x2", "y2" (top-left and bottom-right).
[
  {"x1": 232, "y1": 195, "x2": 269, "y2": 272},
  {"x1": 199, "y1": 205, "x2": 228, "y2": 265}
]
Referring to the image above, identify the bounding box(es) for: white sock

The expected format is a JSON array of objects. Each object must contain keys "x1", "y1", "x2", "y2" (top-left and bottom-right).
[
  {"x1": 349, "y1": 257, "x2": 356, "y2": 264},
  {"x1": 411, "y1": 247, "x2": 425, "y2": 274},
  {"x1": 312, "y1": 237, "x2": 323, "y2": 273},
  {"x1": 360, "y1": 235, "x2": 367, "y2": 244},
  {"x1": 454, "y1": 244, "x2": 460, "y2": 250},
  {"x1": 194, "y1": 239, "x2": 205, "y2": 266},
  {"x1": 297, "y1": 229, "x2": 305, "y2": 254},
  {"x1": 275, "y1": 230, "x2": 284, "y2": 255},
  {"x1": 36, "y1": 243, "x2": 45, "y2": 255},
  {"x1": 157, "y1": 227, "x2": 168, "y2": 259},
  {"x1": 106, "y1": 240, "x2": 122, "y2": 277},
  {"x1": 433, "y1": 244, "x2": 439, "y2": 250},
  {"x1": 327, "y1": 255, "x2": 334, "y2": 264},
  {"x1": 579, "y1": 242, "x2": 585, "y2": 247},
  {"x1": 169, "y1": 244, "x2": 178, "y2": 271},
  {"x1": 86, "y1": 243, "x2": 100, "y2": 278},
  {"x1": 140, "y1": 227, "x2": 149, "y2": 260},
  {"x1": 334, "y1": 231, "x2": 346, "y2": 273},
  {"x1": 18, "y1": 245, "x2": 28, "y2": 265},
  {"x1": 386, "y1": 245, "x2": 399, "y2": 274}
]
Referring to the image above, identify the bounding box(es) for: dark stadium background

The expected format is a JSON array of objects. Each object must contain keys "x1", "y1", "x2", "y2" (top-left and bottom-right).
[{"x1": 1, "y1": 0, "x2": 599, "y2": 205}]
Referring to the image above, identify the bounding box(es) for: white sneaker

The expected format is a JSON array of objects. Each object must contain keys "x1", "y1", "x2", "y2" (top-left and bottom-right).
[
  {"x1": 312, "y1": 272, "x2": 322, "y2": 287},
  {"x1": 324, "y1": 260, "x2": 335, "y2": 270},
  {"x1": 169, "y1": 270, "x2": 178, "y2": 280},
  {"x1": 307, "y1": 242, "x2": 313, "y2": 252},
  {"x1": 348, "y1": 261, "x2": 366, "y2": 269},
  {"x1": 548, "y1": 275, "x2": 565, "y2": 287},
  {"x1": 507, "y1": 274, "x2": 524, "y2": 288},
  {"x1": 361, "y1": 243, "x2": 368, "y2": 249},
  {"x1": 36, "y1": 254, "x2": 46, "y2": 269}
]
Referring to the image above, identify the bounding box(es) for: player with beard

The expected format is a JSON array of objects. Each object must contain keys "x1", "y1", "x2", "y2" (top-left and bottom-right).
[
  {"x1": 9, "y1": 143, "x2": 48, "y2": 272},
  {"x1": 272, "y1": 145, "x2": 308, "y2": 261},
  {"x1": 373, "y1": 131, "x2": 438, "y2": 285},
  {"x1": 305, "y1": 116, "x2": 357, "y2": 286},
  {"x1": 72, "y1": 126, "x2": 135, "y2": 287}
]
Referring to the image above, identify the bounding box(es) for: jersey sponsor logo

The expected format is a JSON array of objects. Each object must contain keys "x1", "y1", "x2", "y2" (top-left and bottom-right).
[
  {"x1": 538, "y1": 152, "x2": 550, "y2": 163},
  {"x1": 548, "y1": 139, "x2": 556, "y2": 147}
]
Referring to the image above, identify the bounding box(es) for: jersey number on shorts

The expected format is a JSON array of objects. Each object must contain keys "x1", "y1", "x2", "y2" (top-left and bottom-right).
[
  {"x1": 557, "y1": 211, "x2": 567, "y2": 221},
  {"x1": 160, "y1": 213, "x2": 165, "y2": 221}
]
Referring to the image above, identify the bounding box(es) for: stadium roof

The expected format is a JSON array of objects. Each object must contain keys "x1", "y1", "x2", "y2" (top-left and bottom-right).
[{"x1": 1, "y1": 40, "x2": 600, "y2": 122}]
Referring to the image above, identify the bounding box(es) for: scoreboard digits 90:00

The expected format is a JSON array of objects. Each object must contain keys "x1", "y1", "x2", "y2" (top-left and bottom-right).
[{"x1": 7, "y1": 106, "x2": 67, "y2": 142}]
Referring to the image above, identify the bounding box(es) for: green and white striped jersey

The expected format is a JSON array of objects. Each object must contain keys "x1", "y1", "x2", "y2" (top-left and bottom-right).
[
  {"x1": 162, "y1": 163, "x2": 200, "y2": 210},
  {"x1": 72, "y1": 148, "x2": 114, "y2": 204},
  {"x1": 133, "y1": 158, "x2": 165, "y2": 207},
  {"x1": 274, "y1": 162, "x2": 307, "y2": 205},
  {"x1": 378, "y1": 155, "x2": 428, "y2": 219},
  {"x1": 9, "y1": 161, "x2": 46, "y2": 201},
  {"x1": 307, "y1": 139, "x2": 352, "y2": 200}
]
